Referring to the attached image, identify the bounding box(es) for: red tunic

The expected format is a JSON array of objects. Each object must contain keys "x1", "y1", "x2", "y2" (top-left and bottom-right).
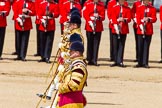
[
  {"x1": 0, "y1": 0, "x2": 11, "y2": 27},
  {"x1": 136, "y1": 4, "x2": 157, "y2": 35},
  {"x1": 38, "y1": 0, "x2": 59, "y2": 31},
  {"x1": 83, "y1": 1, "x2": 105, "y2": 32},
  {"x1": 107, "y1": 0, "x2": 128, "y2": 28},
  {"x1": 111, "y1": 4, "x2": 131, "y2": 34},
  {"x1": 13, "y1": 0, "x2": 35, "y2": 31}
]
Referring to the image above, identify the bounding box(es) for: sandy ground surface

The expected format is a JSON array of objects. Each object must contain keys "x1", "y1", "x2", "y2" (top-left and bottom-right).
[{"x1": 1, "y1": 11, "x2": 162, "y2": 108}]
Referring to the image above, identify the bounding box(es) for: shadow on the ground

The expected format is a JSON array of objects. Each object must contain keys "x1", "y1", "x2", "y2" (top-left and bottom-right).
[
  {"x1": 98, "y1": 57, "x2": 161, "y2": 63},
  {"x1": 87, "y1": 102, "x2": 122, "y2": 106},
  {"x1": 88, "y1": 63, "x2": 162, "y2": 69},
  {"x1": 84, "y1": 91, "x2": 117, "y2": 94}
]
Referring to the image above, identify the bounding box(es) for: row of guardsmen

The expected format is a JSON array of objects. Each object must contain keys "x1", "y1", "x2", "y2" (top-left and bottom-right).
[{"x1": 0, "y1": 0, "x2": 162, "y2": 68}]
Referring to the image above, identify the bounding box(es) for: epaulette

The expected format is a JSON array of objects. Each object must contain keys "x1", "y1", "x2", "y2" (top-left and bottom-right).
[
  {"x1": 113, "y1": 4, "x2": 119, "y2": 8},
  {"x1": 15, "y1": 0, "x2": 20, "y2": 3},
  {"x1": 63, "y1": 1, "x2": 69, "y2": 5},
  {"x1": 86, "y1": 2, "x2": 93, "y2": 5},
  {"x1": 40, "y1": 0, "x2": 47, "y2": 4},
  {"x1": 138, "y1": 4, "x2": 143, "y2": 8}
]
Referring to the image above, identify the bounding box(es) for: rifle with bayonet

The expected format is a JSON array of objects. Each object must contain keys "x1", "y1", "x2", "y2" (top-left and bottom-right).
[
  {"x1": 92, "y1": 2, "x2": 98, "y2": 34},
  {"x1": 21, "y1": 0, "x2": 26, "y2": 31},
  {"x1": 143, "y1": 7, "x2": 147, "y2": 38},
  {"x1": 117, "y1": 5, "x2": 123, "y2": 39},
  {"x1": 44, "y1": 2, "x2": 49, "y2": 32}
]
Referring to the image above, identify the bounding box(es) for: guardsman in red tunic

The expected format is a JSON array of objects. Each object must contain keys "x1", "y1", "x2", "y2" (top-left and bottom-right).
[
  {"x1": 159, "y1": 5, "x2": 162, "y2": 63},
  {"x1": 107, "y1": 0, "x2": 128, "y2": 62},
  {"x1": 34, "y1": 0, "x2": 43, "y2": 56},
  {"x1": 0, "y1": 0, "x2": 11, "y2": 60},
  {"x1": 13, "y1": 0, "x2": 35, "y2": 61},
  {"x1": 83, "y1": 0, "x2": 105, "y2": 66},
  {"x1": 131, "y1": 0, "x2": 142, "y2": 62},
  {"x1": 38, "y1": 0, "x2": 59, "y2": 63},
  {"x1": 135, "y1": 0, "x2": 157, "y2": 68},
  {"x1": 110, "y1": 0, "x2": 131, "y2": 67},
  {"x1": 59, "y1": 0, "x2": 81, "y2": 34}
]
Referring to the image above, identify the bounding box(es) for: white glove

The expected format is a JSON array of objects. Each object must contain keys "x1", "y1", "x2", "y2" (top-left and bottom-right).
[
  {"x1": 54, "y1": 75, "x2": 60, "y2": 85},
  {"x1": 61, "y1": 52, "x2": 70, "y2": 59},
  {"x1": 88, "y1": 21, "x2": 93, "y2": 27},
  {"x1": 58, "y1": 64, "x2": 65, "y2": 72},
  {"x1": 41, "y1": 18, "x2": 46, "y2": 24},
  {"x1": 63, "y1": 21, "x2": 68, "y2": 26},
  {"x1": 90, "y1": 16, "x2": 95, "y2": 20},
  {"x1": 54, "y1": 83, "x2": 60, "y2": 90},
  {"x1": 117, "y1": 17, "x2": 124, "y2": 22},
  {"x1": 58, "y1": 43, "x2": 65, "y2": 49},
  {"x1": 133, "y1": 18, "x2": 137, "y2": 23},
  {"x1": 42, "y1": 16, "x2": 48, "y2": 19},
  {"x1": 66, "y1": 34, "x2": 71, "y2": 40},
  {"x1": 114, "y1": 24, "x2": 119, "y2": 34},
  {"x1": 88, "y1": 21, "x2": 94, "y2": 31},
  {"x1": 67, "y1": 15, "x2": 70, "y2": 20},
  {"x1": 47, "y1": 84, "x2": 55, "y2": 97},
  {"x1": 139, "y1": 24, "x2": 144, "y2": 34},
  {"x1": 16, "y1": 17, "x2": 23, "y2": 26}
]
